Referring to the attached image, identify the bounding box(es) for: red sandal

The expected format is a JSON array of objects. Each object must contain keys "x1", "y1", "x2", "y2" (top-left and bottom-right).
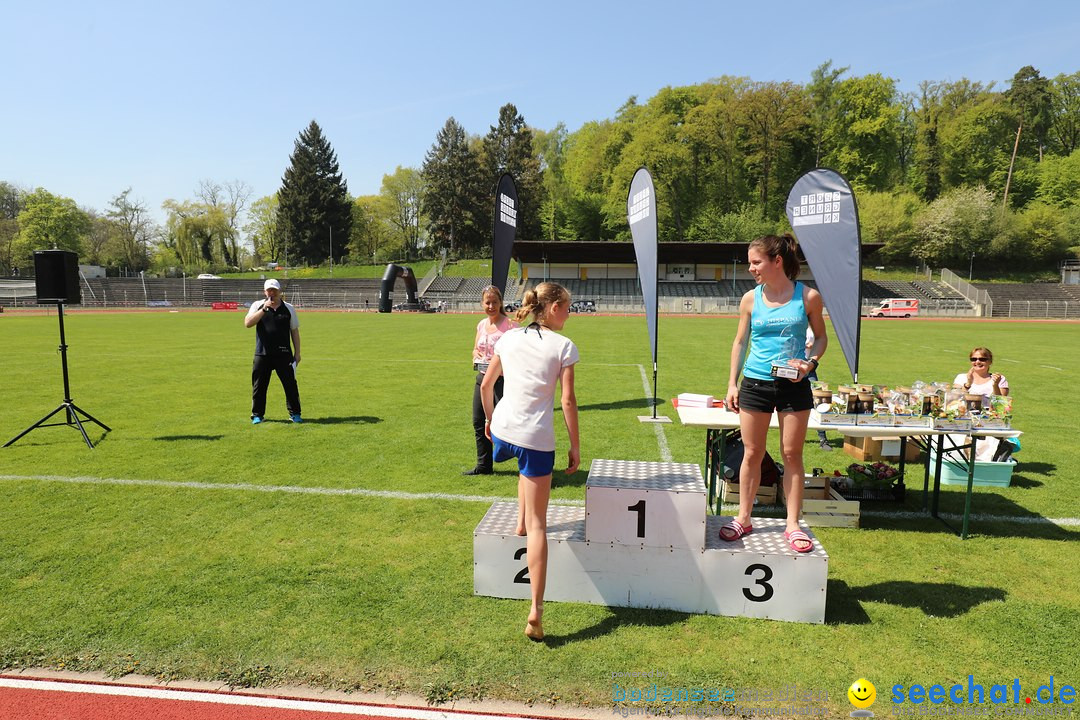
[
  {"x1": 784, "y1": 529, "x2": 813, "y2": 553},
  {"x1": 719, "y1": 518, "x2": 753, "y2": 541}
]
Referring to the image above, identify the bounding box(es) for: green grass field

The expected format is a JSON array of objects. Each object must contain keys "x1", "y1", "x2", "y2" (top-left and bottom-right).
[{"x1": 0, "y1": 310, "x2": 1077, "y2": 712}]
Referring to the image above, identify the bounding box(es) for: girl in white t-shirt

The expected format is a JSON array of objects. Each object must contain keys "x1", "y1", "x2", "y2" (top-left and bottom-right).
[{"x1": 480, "y1": 282, "x2": 580, "y2": 642}]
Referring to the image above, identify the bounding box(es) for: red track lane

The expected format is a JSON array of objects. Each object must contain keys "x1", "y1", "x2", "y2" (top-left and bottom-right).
[
  {"x1": 1, "y1": 686, "x2": 376, "y2": 719},
  {"x1": 0, "y1": 678, "x2": 564, "y2": 720}
]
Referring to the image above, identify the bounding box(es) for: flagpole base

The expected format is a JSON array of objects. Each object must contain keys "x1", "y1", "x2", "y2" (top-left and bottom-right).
[{"x1": 637, "y1": 415, "x2": 672, "y2": 423}]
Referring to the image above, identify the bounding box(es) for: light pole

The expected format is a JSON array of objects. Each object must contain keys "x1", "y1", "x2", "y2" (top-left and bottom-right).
[
  {"x1": 969, "y1": 252, "x2": 975, "y2": 281},
  {"x1": 328, "y1": 226, "x2": 333, "y2": 277}
]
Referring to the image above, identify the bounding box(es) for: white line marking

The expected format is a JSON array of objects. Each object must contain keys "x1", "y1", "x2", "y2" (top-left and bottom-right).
[
  {"x1": 5, "y1": 475, "x2": 1076, "y2": 529},
  {"x1": 1040, "y1": 365, "x2": 1063, "y2": 371},
  {"x1": 0, "y1": 677, "x2": 526, "y2": 720},
  {"x1": 0, "y1": 475, "x2": 583, "y2": 507},
  {"x1": 1001, "y1": 359, "x2": 1021, "y2": 364},
  {"x1": 637, "y1": 364, "x2": 672, "y2": 462}
]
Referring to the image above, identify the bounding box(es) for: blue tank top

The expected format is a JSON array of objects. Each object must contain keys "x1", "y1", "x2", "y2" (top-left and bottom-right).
[{"x1": 743, "y1": 282, "x2": 808, "y2": 381}]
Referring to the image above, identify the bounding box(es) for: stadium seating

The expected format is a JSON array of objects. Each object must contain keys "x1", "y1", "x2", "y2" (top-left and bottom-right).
[{"x1": 974, "y1": 283, "x2": 1080, "y2": 318}]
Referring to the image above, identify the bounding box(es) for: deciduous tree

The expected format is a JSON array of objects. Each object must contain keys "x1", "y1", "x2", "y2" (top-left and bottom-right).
[
  {"x1": 1049, "y1": 72, "x2": 1080, "y2": 156},
  {"x1": 244, "y1": 194, "x2": 283, "y2": 265},
  {"x1": 12, "y1": 188, "x2": 91, "y2": 266},
  {"x1": 380, "y1": 166, "x2": 424, "y2": 261},
  {"x1": 107, "y1": 188, "x2": 154, "y2": 272}
]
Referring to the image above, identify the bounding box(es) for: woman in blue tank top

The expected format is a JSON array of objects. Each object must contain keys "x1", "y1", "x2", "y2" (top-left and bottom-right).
[{"x1": 722, "y1": 234, "x2": 828, "y2": 553}]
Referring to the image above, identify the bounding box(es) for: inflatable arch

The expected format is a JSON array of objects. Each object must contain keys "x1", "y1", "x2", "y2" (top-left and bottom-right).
[{"x1": 377, "y1": 263, "x2": 419, "y2": 312}]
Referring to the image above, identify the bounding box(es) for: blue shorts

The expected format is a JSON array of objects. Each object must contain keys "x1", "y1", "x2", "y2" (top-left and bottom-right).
[{"x1": 491, "y1": 434, "x2": 556, "y2": 478}]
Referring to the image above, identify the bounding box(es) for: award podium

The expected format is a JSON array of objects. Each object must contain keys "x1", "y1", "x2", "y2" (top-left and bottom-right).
[{"x1": 474, "y1": 459, "x2": 828, "y2": 623}]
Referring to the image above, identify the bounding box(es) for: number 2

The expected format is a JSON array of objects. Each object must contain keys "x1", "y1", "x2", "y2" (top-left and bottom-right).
[{"x1": 513, "y1": 547, "x2": 529, "y2": 584}]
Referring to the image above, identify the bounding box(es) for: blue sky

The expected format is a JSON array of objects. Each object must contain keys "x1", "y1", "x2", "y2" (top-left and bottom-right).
[{"x1": 3, "y1": 0, "x2": 1078, "y2": 223}]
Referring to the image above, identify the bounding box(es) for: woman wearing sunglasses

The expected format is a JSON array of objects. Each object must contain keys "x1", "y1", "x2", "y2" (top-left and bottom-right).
[{"x1": 954, "y1": 348, "x2": 1009, "y2": 399}]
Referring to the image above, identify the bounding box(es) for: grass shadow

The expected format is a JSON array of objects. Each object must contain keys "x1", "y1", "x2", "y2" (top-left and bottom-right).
[
  {"x1": 1012, "y1": 461, "x2": 1055, "y2": 476},
  {"x1": 291, "y1": 416, "x2": 382, "y2": 425},
  {"x1": 540, "y1": 606, "x2": 687, "y2": 648},
  {"x1": 574, "y1": 398, "x2": 658, "y2": 412},
  {"x1": 824, "y1": 579, "x2": 873, "y2": 625},
  {"x1": 1009, "y1": 474, "x2": 1044, "y2": 489},
  {"x1": 852, "y1": 581, "x2": 1006, "y2": 618},
  {"x1": 154, "y1": 434, "x2": 225, "y2": 442},
  {"x1": 858, "y1": 509, "x2": 1080, "y2": 541},
  {"x1": 554, "y1": 469, "x2": 588, "y2": 489}
]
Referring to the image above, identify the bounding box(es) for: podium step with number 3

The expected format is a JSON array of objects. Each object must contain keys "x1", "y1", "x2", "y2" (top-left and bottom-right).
[{"x1": 473, "y1": 459, "x2": 828, "y2": 623}]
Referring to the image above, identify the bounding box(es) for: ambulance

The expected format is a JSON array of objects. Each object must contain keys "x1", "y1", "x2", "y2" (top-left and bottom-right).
[{"x1": 869, "y1": 298, "x2": 920, "y2": 318}]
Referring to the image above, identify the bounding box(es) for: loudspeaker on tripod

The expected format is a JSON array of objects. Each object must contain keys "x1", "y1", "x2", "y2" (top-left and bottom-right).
[{"x1": 34, "y1": 249, "x2": 81, "y2": 305}]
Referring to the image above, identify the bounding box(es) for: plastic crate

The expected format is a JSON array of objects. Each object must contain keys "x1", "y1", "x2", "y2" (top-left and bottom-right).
[
  {"x1": 831, "y1": 480, "x2": 906, "y2": 502},
  {"x1": 930, "y1": 451, "x2": 1016, "y2": 487}
]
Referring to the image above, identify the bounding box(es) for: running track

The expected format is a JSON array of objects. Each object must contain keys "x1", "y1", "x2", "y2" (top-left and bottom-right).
[{"x1": 0, "y1": 676, "x2": 590, "y2": 720}]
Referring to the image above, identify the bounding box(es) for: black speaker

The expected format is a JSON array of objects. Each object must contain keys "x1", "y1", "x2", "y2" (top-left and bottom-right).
[{"x1": 34, "y1": 250, "x2": 81, "y2": 304}]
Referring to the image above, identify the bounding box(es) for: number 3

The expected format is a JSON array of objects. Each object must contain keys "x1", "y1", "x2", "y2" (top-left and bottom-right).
[{"x1": 743, "y1": 563, "x2": 774, "y2": 602}]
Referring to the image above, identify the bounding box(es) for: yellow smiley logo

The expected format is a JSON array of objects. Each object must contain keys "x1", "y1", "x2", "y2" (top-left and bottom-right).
[{"x1": 848, "y1": 678, "x2": 876, "y2": 709}]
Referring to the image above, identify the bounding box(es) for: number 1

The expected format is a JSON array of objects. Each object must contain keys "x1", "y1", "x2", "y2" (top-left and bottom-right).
[{"x1": 627, "y1": 499, "x2": 646, "y2": 538}]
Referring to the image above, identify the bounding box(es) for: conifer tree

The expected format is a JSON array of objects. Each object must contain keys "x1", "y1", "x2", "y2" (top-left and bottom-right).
[
  {"x1": 482, "y1": 103, "x2": 544, "y2": 241},
  {"x1": 278, "y1": 120, "x2": 352, "y2": 265},
  {"x1": 421, "y1": 118, "x2": 486, "y2": 255}
]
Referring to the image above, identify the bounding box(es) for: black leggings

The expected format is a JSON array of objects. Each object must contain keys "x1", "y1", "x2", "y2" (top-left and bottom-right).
[{"x1": 471, "y1": 373, "x2": 503, "y2": 469}]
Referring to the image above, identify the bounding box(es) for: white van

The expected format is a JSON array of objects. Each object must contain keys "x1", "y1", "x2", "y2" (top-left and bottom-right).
[{"x1": 869, "y1": 298, "x2": 919, "y2": 318}]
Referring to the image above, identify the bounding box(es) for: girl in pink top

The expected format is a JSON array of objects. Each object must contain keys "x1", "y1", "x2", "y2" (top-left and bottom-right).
[{"x1": 465, "y1": 286, "x2": 519, "y2": 476}]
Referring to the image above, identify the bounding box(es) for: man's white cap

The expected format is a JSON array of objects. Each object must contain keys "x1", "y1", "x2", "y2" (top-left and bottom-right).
[{"x1": 264, "y1": 279, "x2": 281, "y2": 291}]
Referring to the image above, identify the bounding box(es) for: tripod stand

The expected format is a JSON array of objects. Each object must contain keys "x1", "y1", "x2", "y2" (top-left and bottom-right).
[{"x1": 5, "y1": 302, "x2": 110, "y2": 449}]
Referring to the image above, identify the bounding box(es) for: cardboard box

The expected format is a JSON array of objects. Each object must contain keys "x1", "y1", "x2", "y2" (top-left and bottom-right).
[
  {"x1": 843, "y1": 435, "x2": 922, "y2": 462},
  {"x1": 778, "y1": 475, "x2": 860, "y2": 528},
  {"x1": 720, "y1": 480, "x2": 777, "y2": 506}
]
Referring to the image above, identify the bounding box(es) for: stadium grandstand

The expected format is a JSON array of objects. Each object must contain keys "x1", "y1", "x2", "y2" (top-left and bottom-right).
[{"x1": 3, "y1": 243, "x2": 1077, "y2": 318}]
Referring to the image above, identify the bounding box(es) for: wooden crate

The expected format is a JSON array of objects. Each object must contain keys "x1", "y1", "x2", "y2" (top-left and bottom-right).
[
  {"x1": 779, "y1": 476, "x2": 860, "y2": 528},
  {"x1": 720, "y1": 480, "x2": 778, "y2": 506}
]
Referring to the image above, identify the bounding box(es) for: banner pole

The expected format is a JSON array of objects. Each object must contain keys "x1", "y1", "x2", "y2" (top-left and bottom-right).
[{"x1": 652, "y1": 362, "x2": 658, "y2": 419}]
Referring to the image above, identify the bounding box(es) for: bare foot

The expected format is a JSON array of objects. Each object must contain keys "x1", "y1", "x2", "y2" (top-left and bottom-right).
[
  {"x1": 525, "y1": 605, "x2": 544, "y2": 641},
  {"x1": 524, "y1": 619, "x2": 544, "y2": 641}
]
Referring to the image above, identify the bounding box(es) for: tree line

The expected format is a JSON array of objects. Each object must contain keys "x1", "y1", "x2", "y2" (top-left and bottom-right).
[{"x1": 2, "y1": 63, "x2": 1078, "y2": 276}]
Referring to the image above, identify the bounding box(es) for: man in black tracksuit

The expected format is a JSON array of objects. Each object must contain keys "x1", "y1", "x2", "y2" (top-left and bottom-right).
[{"x1": 244, "y1": 278, "x2": 302, "y2": 424}]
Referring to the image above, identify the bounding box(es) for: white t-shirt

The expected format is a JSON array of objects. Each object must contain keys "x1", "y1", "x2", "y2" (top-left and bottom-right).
[
  {"x1": 952, "y1": 373, "x2": 1009, "y2": 400},
  {"x1": 490, "y1": 326, "x2": 579, "y2": 452},
  {"x1": 951, "y1": 372, "x2": 1010, "y2": 462}
]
